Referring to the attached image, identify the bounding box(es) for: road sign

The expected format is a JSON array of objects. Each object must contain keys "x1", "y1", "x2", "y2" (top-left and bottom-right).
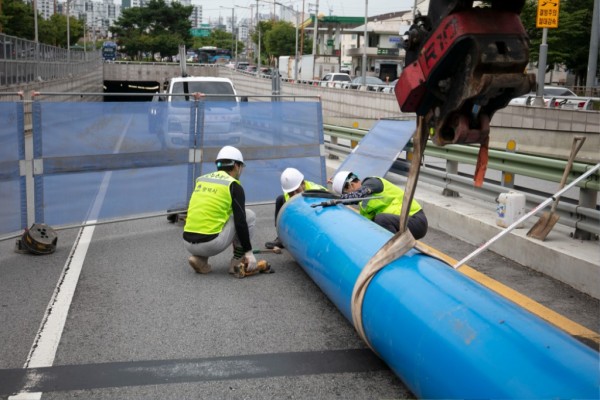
[
  {"x1": 536, "y1": 0, "x2": 560, "y2": 28},
  {"x1": 190, "y1": 27, "x2": 211, "y2": 37},
  {"x1": 377, "y1": 48, "x2": 399, "y2": 56}
]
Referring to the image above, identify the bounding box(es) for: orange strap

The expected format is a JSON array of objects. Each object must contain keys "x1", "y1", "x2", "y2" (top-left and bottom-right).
[{"x1": 474, "y1": 136, "x2": 489, "y2": 187}]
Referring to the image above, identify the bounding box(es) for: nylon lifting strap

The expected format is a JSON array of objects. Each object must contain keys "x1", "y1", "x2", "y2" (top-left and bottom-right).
[{"x1": 350, "y1": 117, "x2": 433, "y2": 350}]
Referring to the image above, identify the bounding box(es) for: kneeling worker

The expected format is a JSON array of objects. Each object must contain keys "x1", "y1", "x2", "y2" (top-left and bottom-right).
[
  {"x1": 265, "y1": 167, "x2": 328, "y2": 249},
  {"x1": 332, "y1": 170, "x2": 428, "y2": 240},
  {"x1": 183, "y1": 146, "x2": 258, "y2": 274}
]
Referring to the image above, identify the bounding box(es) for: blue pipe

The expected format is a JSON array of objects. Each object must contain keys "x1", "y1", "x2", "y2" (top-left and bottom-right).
[{"x1": 277, "y1": 195, "x2": 599, "y2": 399}]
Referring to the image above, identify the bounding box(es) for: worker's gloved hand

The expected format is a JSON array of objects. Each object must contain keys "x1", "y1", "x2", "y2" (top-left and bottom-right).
[{"x1": 244, "y1": 251, "x2": 258, "y2": 272}]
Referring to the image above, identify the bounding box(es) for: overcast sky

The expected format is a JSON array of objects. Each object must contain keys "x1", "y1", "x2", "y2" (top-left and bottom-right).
[{"x1": 197, "y1": 0, "x2": 418, "y2": 24}]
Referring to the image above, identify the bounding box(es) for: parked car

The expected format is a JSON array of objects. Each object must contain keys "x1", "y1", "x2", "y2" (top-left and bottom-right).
[
  {"x1": 235, "y1": 61, "x2": 250, "y2": 70},
  {"x1": 259, "y1": 67, "x2": 273, "y2": 77},
  {"x1": 148, "y1": 77, "x2": 243, "y2": 149},
  {"x1": 320, "y1": 73, "x2": 351, "y2": 88},
  {"x1": 509, "y1": 86, "x2": 578, "y2": 107},
  {"x1": 381, "y1": 78, "x2": 399, "y2": 94},
  {"x1": 345, "y1": 76, "x2": 385, "y2": 91}
]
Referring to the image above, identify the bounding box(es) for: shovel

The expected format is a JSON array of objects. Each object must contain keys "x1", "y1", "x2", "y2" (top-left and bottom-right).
[{"x1": 527, "y1": 136, "x2": 586, "y2": 240}]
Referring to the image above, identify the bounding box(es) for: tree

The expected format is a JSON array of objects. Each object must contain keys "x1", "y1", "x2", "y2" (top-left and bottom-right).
[
  {"x1": 1, "y1": 0, "x2": 36, "y2": 39},
  {"x1": 0, "y1": 0, "x2": 82, "y2": 47},
  {"x1": 109, "y1": 0, "x2": 193, "y2": 59},
  {"x1": 521, "y1": 0, "x2": 598, "y2": 85},
  {"x1": 264, "y1": 21, "x2": 296, "y2": 61},
  {"x1": 251, "y1": 20, "x2": 312, "y2": 66},
  {"x1": 193, "y1": 29, "x2": 244, "y2": 55}
]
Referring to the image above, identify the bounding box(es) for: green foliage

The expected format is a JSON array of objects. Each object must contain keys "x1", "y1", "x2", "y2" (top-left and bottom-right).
[
  {"x1": 193, "y1": 29, "x2": 244, "y2": 54},
  {"x1": 521, "y1": 0, "x2": 598, "y2": 84},
  {"x1": 250, "y1": 20, "x2": 312, "y2": 65},
  {"x1": 1, "y1": 0, "x2": 83, "y2": 47},
  {"x1": 264, "y1": 21, "x2": 296, "y2": 59},
  {"x1": 109, "y1": 0, "x2": 193, "y2": 59},
  {"x1": 1, "y1": 0, "x2": 35, "y2": 38}
]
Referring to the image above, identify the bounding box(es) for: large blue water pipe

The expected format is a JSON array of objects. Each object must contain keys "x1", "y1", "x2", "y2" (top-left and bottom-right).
[{"x1": 276, "y1": 194, "x2": 599, "y2": 399}]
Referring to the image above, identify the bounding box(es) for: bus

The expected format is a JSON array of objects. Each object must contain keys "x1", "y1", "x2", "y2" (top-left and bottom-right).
[
  {"x1": 196, "y1": 46, "x2": 232, "y2": 64},
  {"x1": 102, "y1": 41, "x2": 117, "y2": 61}
]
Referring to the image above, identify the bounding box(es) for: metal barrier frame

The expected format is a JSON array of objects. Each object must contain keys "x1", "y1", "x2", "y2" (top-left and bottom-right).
[{"x1": 0, "y1": 94, "x2": 326, "y2": 241}]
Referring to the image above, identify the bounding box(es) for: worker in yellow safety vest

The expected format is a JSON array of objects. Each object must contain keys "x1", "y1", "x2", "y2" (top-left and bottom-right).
[
  {"x1": 265, "y1": 167, "x2": 328, "y2": 249},
  {"x1": 183, "y1": 146, "x2": 258, "y2": 274},
  {"x1": 331, "y1": 170, "x2": 428, "y2": 240}
]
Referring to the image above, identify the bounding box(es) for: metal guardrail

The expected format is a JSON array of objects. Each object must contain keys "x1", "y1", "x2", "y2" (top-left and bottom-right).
[
  {"x1": 323, "y1": 123, "x2": 600, "y2": 237},
  {"x1": 1, "y1": 33, "x2": 101, "y2": 88}
]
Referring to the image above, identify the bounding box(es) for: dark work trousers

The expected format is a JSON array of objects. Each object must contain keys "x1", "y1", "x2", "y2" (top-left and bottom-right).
[
  {"x1": 373, "y1": 209, "x2": 428, "y2": 240},
  {"x1": 273, "y1": 195, "x2": 285, "y2": 226}
]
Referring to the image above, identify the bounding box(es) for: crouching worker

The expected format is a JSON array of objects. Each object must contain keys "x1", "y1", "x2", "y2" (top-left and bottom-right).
[
  {"x1": 332, "y1": 170, "x2": 428, "y2": 240},
  {"x1": 265, "y1": 167, "x2": 328, "y2": 249},
  {"x1": 183, "y1": 146, "x2": 258, "y2": 274}
]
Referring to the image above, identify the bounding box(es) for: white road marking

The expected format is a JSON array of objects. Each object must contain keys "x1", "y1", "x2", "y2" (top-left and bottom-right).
[{"x1": 10, "y1": 116, "x2": 132, "y2": 399}]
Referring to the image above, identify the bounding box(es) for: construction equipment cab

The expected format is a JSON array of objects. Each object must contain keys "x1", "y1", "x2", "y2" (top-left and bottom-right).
[{"x1": 149, "y1": 76, "x2": 244, "y2": 149}]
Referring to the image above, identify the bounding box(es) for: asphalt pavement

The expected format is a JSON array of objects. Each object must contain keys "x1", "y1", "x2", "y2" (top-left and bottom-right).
[{"x1": 0, "y1": 163, "x2": 598, "y2": 399}]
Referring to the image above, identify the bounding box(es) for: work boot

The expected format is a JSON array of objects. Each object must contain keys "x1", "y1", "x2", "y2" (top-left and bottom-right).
[
  {"x1": 229, "y1": 257, "x2": 243, "y2": 274},
  {"x1": 188, "y1": 256, "x2": 211, "y2": 274},
  {"x1": 265, "y1": 237, "x2": 284, "y2": 249}
]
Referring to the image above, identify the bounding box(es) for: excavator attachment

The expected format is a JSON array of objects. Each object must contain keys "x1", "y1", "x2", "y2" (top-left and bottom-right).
[{"x1": 395, "y1": 1, "x2": 535, "y2": 185}]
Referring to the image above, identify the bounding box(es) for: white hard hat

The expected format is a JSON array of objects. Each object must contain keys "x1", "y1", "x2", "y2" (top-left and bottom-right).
[
  {"x1": 280, "y1": 168, "x2": 304, "y2": 193},
  {"x1": 216, "y1": 146, "x2": 244, "y2": 166},
  {"x1": 332, "y1": 170, "x2": 354, "y2": 194}
]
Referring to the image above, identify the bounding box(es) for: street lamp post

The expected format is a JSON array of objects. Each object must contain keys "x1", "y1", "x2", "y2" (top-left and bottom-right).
[
  {"x1": 256, "y1": 0, "x2": 261, "y2": 75},
  {"x1": 220, "y1": 6, "x2": 235, "y2": 60},
  {"x1": 33, "y1": 0, "x2": 39, "y2": 43},
  {"x1": 311, "y1": 0, "x2": 319, "y2": 80},
  {"x1": 66, "y1": 0, "x2": 71, "y2": 62},
  {"x1": 294, "y1": 5, "x2": 299, "y2": 81},
  {"x1": 361, "y1": 0, "x2": 368, "y2": 86},
  {"x1": 235, "y1": 4, "x2": 252, "y2": 63},
  {"x1": 274, "y1": 1, "x2": 299, "y2": 81}
]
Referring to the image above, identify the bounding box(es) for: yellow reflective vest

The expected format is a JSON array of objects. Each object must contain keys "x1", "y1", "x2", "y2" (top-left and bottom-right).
[
  {"x1": 184, "y1": 170, "x2": 238, "y2": 234},
  {"x1": 358, "y1": 177, "x2": 422, "y2": 220},
  {"x1": 283, "y1": 180, "x2": 327, "y2": 201}
]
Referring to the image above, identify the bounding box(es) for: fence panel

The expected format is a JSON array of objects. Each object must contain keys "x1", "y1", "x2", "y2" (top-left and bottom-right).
[
  {"x1": 0, "y1": 101, "x2": 25, "y2": 235},
  {"x1": 0, "y1": 99, "x2": 325, "y2": 236}
]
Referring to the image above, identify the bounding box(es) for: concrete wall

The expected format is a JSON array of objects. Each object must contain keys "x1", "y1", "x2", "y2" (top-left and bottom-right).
[{"x1": 3, "y1": 62, "x2": 598, "y2": 162}]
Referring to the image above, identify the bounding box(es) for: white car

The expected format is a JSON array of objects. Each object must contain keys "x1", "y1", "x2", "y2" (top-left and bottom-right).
[
  {"x1": 149, "y1": 77, "x2": 243, "y2": 149},
  {"x1": 319, "y1": 73, "x2": 352, "y2": 88},
  {"x1": 509, "y1": 86, "x2": 578, "y2": 107}
]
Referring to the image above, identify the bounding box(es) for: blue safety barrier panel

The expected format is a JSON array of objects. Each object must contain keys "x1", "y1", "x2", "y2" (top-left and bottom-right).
[
  {"x1": 335, "y1": 119, "x2": 414, "y2": 179},
  {"x1": 0, "y1": 102, "x2": 25, "y2": 235},
  {"x1": 15, "y1": 99, "x2": 325, "y2": 230}
]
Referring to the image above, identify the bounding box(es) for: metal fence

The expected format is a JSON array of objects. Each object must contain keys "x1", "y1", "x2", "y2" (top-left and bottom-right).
[
  {"x1": 323, "y1": 124, "x2": 600, "y2": 238},
  {"x1": 0, "y1": 33, "x2": 101, "y2": 87}
]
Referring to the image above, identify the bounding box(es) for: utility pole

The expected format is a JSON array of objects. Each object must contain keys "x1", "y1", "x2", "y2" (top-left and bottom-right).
[
  {"x1": 66, "y1": 0, "x2": 70, "y2": 61},
  {"x1": 300, "y1": 0, "x2": 305, "y2": 57},
  {"x1": 361, "y1": 0, "x2": 368, "y2": 85},
  {"x1": 294, "y1": 5, "x2": 299, "y2": 81},
  {"x1": 256, "y1": 0, "x2": 260, "y2": 74},
  {"x1": 585, "y1": 0, "x2": 599, "y2": 96},
  {"x1": 311, "y1": 0, "x2": 319, "y2": 80},
  {"x1": 33, "y1": 0, "x2": 39, "y2": 43}
]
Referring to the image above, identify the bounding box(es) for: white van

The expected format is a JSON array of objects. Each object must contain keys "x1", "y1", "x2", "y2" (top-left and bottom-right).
[{"x1": 149, "y1": 76, "x2": 244, "y2": 149}]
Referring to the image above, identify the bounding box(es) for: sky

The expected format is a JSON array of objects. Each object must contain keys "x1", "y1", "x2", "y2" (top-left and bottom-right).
[{"x1": 196, "y1": 0, "x2": 418, "y2": 24}]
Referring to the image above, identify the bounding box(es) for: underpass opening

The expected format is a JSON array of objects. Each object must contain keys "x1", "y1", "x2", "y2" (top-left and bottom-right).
[{"x1": 103, "y1": 80, "x2": 161, "y2": 102}]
